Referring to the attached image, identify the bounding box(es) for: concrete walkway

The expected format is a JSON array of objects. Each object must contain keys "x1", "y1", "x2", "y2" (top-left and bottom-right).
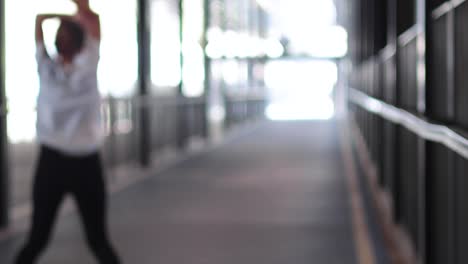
[{"x1": 0, "y1": 120, "x2": 358, "y2": 264}]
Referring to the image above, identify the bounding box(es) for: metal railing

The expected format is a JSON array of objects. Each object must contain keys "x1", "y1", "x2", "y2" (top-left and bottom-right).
[{"x1": 349, "y1": 88, "x2": 468, "y2": 159}]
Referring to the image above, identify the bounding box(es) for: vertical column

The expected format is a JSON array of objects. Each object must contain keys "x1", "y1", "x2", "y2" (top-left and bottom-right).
[
  {"x1": 375, "y1": 0, "x2": 388, "y2": 54},
  {"x1": 176, "y1": 0, "x2": 187, "y2": 148},
  {"x1": 425, "y1": 3, "x2": 456, "y2": 263},
  {"x1": 0, "y1": 0, "x2": 7, "y2": 229},
  {"x1": 446, "y1": 3, "x2": 455, "y2": 119},
  {"x1": 138, "y1": 0, "x2": 151, "y2": 166},
  {"x1": 388, "y1": 0, "x2": 401, "y2": 223},
  {"x1": 447, "y1": 3, "x2": 456, "y2": 262},
  {"x1": 359, "y1": 0, "x2": 366, "y2": 62},
  {"x1": 178, "y1": 0, "x2": 184, "y2": 97},
  {"x1": 445, "y1": 5, "x2": 456, "y2": 260},
  {"x1": 416, "y1": 0, "x2": 427, "y2": 262},
  {"x1": 416, "y1": 0, "x2": 426, "y2": 114},
  {"x1": 388, "y1": 0, "x2": 398, "y2": 49},
  {"x1": 201, "y1": 0, "x2": 211, "y2": 138},
  {"x1": 350, "y1": 0, "x2": 359, "y2": 63},
  {"x1": 247, "y1": 1, "x2": 255, "y2": 90},
  {"x1": 367, "y1": 0, "x2": 376, "y2": 57}
]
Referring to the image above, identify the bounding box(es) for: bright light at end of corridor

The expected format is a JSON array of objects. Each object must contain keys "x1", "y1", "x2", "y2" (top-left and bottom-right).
[
  {"x1": 295, "y1": 26, "x2": 348, "y2": 58},
  {"x1": 267, "y1": 0, "x2": 348, "y2": 59},
  {"x1": 264, "y1": 60, "x2": 337, "y2": 121},
  {"x1": 266, "y1": 99, "x2": 335, "y2": 121},
  {"x1": 206, "y1": 30, "x2": 284, "y2": 59}
]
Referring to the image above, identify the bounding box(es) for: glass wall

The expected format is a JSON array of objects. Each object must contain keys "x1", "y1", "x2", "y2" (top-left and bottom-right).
[
  {"x1": 182, "y1": 0, "x2": 204, "y2": 97},
  {"x1": 95, "y1": 1, "x2": 138, "y2": 97},
  {"x1": 205, "y1": 0, "x2": 271, "y2": 126}
]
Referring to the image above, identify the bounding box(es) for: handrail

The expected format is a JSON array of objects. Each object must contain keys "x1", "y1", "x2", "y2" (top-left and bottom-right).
[
  {"x1": 431, "y1": 0, "x2": 466, "y2": 20},
  {"x1": 380, "y1": 44, "x2": 397, "y2": 61},
  {"x1": 432, "y1": 2, "x2": 453, "y2": 20},
  {"x1": 398, "y1": 25, "x2": 422, "y2": 47},
  {"x1": 349, "y1": 88, "x2": 468, "y2": 159}
]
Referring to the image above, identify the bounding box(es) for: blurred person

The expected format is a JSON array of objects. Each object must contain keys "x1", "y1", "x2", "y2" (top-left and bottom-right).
[{"x1": 14, "y1": 1, "x2": 120, "y2": 264}]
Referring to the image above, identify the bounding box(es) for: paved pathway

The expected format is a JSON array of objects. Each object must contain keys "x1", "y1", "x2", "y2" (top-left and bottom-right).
[{"x1": 0, "y1": 121, "x2": 358, "y2": 264}]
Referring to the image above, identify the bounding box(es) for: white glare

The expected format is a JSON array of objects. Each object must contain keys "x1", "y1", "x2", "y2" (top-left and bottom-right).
[
  {"x1": 7, "y1": 110, "x2": 37, "y2": 143},
  {"x1": 209, "y1": 105, "x2": 226, "y2": 122},
  {"x1": 292, "y1": 25, "x2": 348, "y2": 58},
  {"x1": 206, "y1": 28, "x2": 284, "y2": 59},
  {"x1": 222, "y1": 60, "x2": 241, "y2": 86},
  {"x1": 267, "y1": 0, "x2": 347, "y2": 58},
  {"x1": 266, "y1": 99, "x2": 335, "y2": 121},
  {"x1": 265, "y1": 60, "x2": 337, "y2": 121},
  {"x1": 151, "y1": 1, "x2": 181, "y2": 88},
  {"x1": 265, "y1": 39, "x2": 285, "y2": 58}
]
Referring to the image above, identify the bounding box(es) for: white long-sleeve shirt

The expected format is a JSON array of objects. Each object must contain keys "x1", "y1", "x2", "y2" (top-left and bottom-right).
[{"x1": 35, "y1": 37, "x2": 103, "y2": 155}]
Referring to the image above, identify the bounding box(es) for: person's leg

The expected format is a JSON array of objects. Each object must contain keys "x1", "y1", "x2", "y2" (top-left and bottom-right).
[
  {"x1": 70, "y1": 153, "x2": 120, "y2": 264},
  {"x1": 15, "y1": 146, "x2": 66, "y2": 264}
]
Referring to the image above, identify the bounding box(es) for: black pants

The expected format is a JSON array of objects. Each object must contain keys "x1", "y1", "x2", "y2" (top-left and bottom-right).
[{"x1": 15, "y1": 145, "x2": 120, "y2": 264}]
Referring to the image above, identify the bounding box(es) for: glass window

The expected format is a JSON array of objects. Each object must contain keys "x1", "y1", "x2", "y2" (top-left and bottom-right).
[
  {"x1": 182, "y1": 0, "x2": 205, "y2": 97},
  {"x1": 151, "y1": 0, "x2": 181, "y2": 90},
  {"x1": 93, "y1": 1, "x2": 138, "y2": 97}
]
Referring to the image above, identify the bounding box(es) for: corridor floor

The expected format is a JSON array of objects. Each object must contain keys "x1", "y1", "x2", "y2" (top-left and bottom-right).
[{"x1": 0, "y1": 120, "x2": 360, "y2": 264}]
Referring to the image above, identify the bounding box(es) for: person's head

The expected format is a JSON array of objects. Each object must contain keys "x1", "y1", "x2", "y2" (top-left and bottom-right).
[{"x1": 55, "y1": 19, "x2": 85, "y2": 60}]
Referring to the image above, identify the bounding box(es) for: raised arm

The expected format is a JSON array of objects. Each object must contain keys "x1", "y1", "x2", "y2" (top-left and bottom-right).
[
  {"x1": 74, "y1": 12, "x2": 101, "y2": 40},
  {"x1": 36, "y1": 14, "x2": 73, "y2": 60},
  {"x1": 36, "y1": 14, "x2": 73, "y2": 43},
  {"x1": 72, "y1": 0, "x2": 101, "y2": 41},
  {"x1": 35, "y1": 15, "x2": 48, "y2": 45}
]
